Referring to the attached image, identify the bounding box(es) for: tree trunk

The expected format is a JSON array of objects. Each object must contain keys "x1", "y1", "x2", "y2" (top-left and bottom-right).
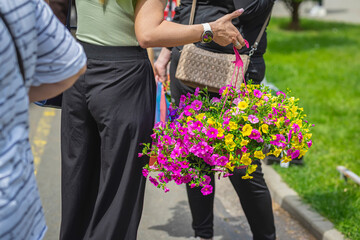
[{"x1": 289, "y1": 1, "x2": 301, "y2": 30}]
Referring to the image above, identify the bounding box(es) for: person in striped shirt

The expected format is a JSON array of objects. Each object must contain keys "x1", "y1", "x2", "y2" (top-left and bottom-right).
[{"x1": 0, "y1": 0, "x2": 86, "y2": 239}]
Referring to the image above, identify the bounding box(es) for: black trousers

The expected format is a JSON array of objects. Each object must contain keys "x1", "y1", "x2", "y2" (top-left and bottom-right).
[
  {"x1": 60, "y1": 42, "x2": 156, "y2": 240},
  {"x1": 170, "y1": 47, "x2": 276, "y2": 240}
]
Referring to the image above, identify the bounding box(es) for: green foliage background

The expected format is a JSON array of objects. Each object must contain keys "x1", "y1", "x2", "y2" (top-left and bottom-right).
[{"x1": 265, "y1": 18, "x2": 360, "y2": 240}]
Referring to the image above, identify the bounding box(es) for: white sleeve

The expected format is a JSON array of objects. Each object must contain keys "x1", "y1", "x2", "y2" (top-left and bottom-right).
[{"x1": 32, "y1": 0, "x2": 86, "y2": 86}]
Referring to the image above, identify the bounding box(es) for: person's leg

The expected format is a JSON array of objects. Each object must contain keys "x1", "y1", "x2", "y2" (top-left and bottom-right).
[
  {"x1": 170, "y1": 46, "x2": 217, "y2": 240},
  {"x1": 229, "y1": 160, "x2": 276, "y2": 240},
  {"x1": 60, "y1": 72, "x2": 102, "y2": 240},
  {"x1": 186, "y1": 175, "x2": 215, "y2": 239},
  {"x1": 82, "y1": 46, "x2": 156, "y2": 240}
]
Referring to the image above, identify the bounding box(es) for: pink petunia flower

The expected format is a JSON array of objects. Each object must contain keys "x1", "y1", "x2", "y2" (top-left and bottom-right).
[
  {"x1": 201, "y1": 184, "x2": 213, "y2": 195},
  {"x1": 249, "y1": 129, "x2": 261, "y2": 140},
  {"x1": 203, "y1": 175, "x2": 211, "y2": 185},
  {"x1": 253, "y1": 89, "x2": 263, "y2": 98},
  {"x1": 216, "y1": 156, "x2": 229, "y2": 166},
  {"x1": 206, "y1": 127, "x2": 218, "y2": 139},
  {"x1": 183, "y1": 105, "x2": 193, "y2": 116},
  {"x1": 191, "y1": 100, "x2": 203, "y2": 111},
  {"x1": 179, "y1": 95, "x2": 186, "y2": 103},
  {"x1": 163, "y1": 135, "x2": 172, "y2": 145},
  {"x1": 142, "y1": 169, "x2": 149, "y2": 178},
  {"x1": 182, "y1": 174, "x2": 192, "y2": 184},
  {"x1": 172, "y1": 174, "x2": 183, "y2": 185},
  {"x1": 190, "y1": 121, "x2": 203, "y2": 132},
  {"x1": 248, "y1": 115, "x2": 259, "y2": 124},
  {"x1": 149, "y1": 176, "x2": 159, "y2": 187},
  {"x1": 194, "y1": 87, "x2": 200, "y2": 96},
  {"x1": 276, "y1": 91, "x2": 286, "y2": 98},
  {"x1": 291, "y1": 150, "x2": 300, "y2": 159}
]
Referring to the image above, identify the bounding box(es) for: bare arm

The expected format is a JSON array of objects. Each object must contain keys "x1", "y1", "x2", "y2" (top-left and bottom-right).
[
  {"x1": 28, "y1": 65, "x2": 86, "y2": 102},
  {"x1": 154, "y1": 47, "x2": 171, "y2": 83},
  {"x1": 134, "y1": 0, "x2": 246, "y2": 49}
]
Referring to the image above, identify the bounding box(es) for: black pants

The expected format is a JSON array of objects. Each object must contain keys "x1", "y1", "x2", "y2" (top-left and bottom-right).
[
  {"x1": 60, "y1": 42, "x2": 156, "y2": 240},
  {"x1": 170, "y1": 47, "x2": 276, "y2": 240}
]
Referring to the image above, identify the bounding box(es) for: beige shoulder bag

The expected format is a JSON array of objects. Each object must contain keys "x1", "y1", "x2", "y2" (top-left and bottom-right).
[{"x1": 175, "y1": 0, "x2": 271, "y2": 93}]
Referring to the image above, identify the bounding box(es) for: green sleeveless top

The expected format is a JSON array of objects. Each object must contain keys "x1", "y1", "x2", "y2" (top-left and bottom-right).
[{"x1": 76, "y1": 0, "x2": 138, "y2": 46}]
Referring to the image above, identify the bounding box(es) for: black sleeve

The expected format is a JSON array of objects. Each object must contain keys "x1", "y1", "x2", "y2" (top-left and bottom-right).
[
  {"x1": 233, "y1": 0, "x2": 275, "y2": 21},
  {"x1": 171, "y1": 6, "x2": 181, "y2": 24}
]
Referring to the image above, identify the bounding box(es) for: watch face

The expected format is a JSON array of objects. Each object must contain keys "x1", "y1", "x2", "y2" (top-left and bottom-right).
[{"x1": 202, "y1": 31, "x2": 213, "y2": 43}]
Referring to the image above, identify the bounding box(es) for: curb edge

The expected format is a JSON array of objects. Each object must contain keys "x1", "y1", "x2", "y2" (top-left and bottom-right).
[{"x1": 262, "y1": 164, "x2": 345, "y2": 240}]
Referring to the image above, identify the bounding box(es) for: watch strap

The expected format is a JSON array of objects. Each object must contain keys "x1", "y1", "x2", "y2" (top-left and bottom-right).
[{"x1": 202, "y1": 23, "x2": 211, "y2": 33}]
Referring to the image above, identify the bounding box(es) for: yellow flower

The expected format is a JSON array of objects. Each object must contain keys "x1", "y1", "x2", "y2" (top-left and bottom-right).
[
  {"x1": 254, "y1": 150, "x2": 265, "y2": 160},
  {"x1": 226, "y1": 162, "x2": 235, "y2": 171},
  {"x1": 225, "y1": 134, "x2": 236, "y2": 151},
  {"x1": 240, "y1": 139, "x2": 249, "y2": 146},
  {"x1": 296, "y1": 119, "x2": 303, "y2": 128},
  {"x1": 291, "y1": 105, "x2": 298, "y2": 113},
  {"x1": 186, "y1": 116, "x2": 193, "y2": 123},
  {"x1": 217, "y1": 128, "x2": 224, "y2": 138},
  {"x1": 225, "y1": 134, "x2": 234, "y2": 141},
  {"x1": 299, "y1": 149, "x2": 308, "y2": 158},
  {"x1": 281, "y1": 155, "x2": 292, "y2": 163},
  {"x1": 222, "y1": 87, "x2": 229, "y2": 96},
  {"x1": 242, "y1": 124, "x2": 252, "y2": 136},
  {"x1": 196, "y1": 113, "x2": 205, "y2": 121},
  {"x1": 228, "y1": 142, "x2": 236, "y2": 151},
  {"x1": 242, "y1": 173, "x2": 253, "y2": 179},
  {"x1": 238, "y1": 101, "x2": 248, "y2": 110},
  {"x1": 286, "y1": 111, "x2": 292, "y2": 119},
  {"x1": 305, "y1": 133, "x2": 312, "y2": 139},
  {"x1": 261, "y1": 124, "x2": 269, "y2": 133},
  {"x1": 229, "y1": 121, "x2": 238, "y2": 131},
  {"x1": 240, "y1": 154, "x2": 251, "y2": 165},
  {"x1": 273, "y1": 148, "x2": 282, "y2": 157},
  {"x1": 275, "y1": 117, "x2": 284, "y2": 128},
  {"x1": 247, "y1": 164, "x2": 257, "y2": 174},
  {"x1": 207, "y1": 117, "x2": 215, "y2": 125},
  {"x1": 242, "y1": 115, "x2": 248, "y2": 121}
]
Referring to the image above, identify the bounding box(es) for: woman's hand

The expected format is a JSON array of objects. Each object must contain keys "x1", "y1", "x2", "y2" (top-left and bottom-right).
[
  {"x1": 210, "y1": 9, "x2": 246, "y2": 49},
  {"x1": 154, "y1": 48, "x2": 171, "y2": 83}
]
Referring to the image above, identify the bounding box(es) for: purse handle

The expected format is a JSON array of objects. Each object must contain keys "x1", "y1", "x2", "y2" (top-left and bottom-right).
[
  {"x1": 188, "y1": 0, "x2": 272, "y2": 57},
  {"x1": 189, "y1": 0, "x2": 197, "y2": 25}
]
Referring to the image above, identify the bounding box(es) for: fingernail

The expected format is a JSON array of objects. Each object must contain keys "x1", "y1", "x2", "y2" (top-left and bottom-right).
[{"x1": 238, "y1": 8, "x2": 244, "y2": 13}]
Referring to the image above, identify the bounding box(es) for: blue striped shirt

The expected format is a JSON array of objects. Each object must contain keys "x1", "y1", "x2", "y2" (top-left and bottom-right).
[{"x1": 0, "y1": 1, "x2": 86, "y2": 239}]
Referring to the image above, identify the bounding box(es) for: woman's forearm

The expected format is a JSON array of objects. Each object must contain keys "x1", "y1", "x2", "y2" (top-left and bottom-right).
[
  {"x1": 135, "y1": 0, "x2": 245, "y2": 49},
  {"x1": 137, "y1": 21, "x2": 203, "y2": 48}
]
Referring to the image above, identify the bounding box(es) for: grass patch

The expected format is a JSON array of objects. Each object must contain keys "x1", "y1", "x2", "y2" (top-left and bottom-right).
[{"x1": 265, "y1": 18, "x2": 360, "y2": 240}]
